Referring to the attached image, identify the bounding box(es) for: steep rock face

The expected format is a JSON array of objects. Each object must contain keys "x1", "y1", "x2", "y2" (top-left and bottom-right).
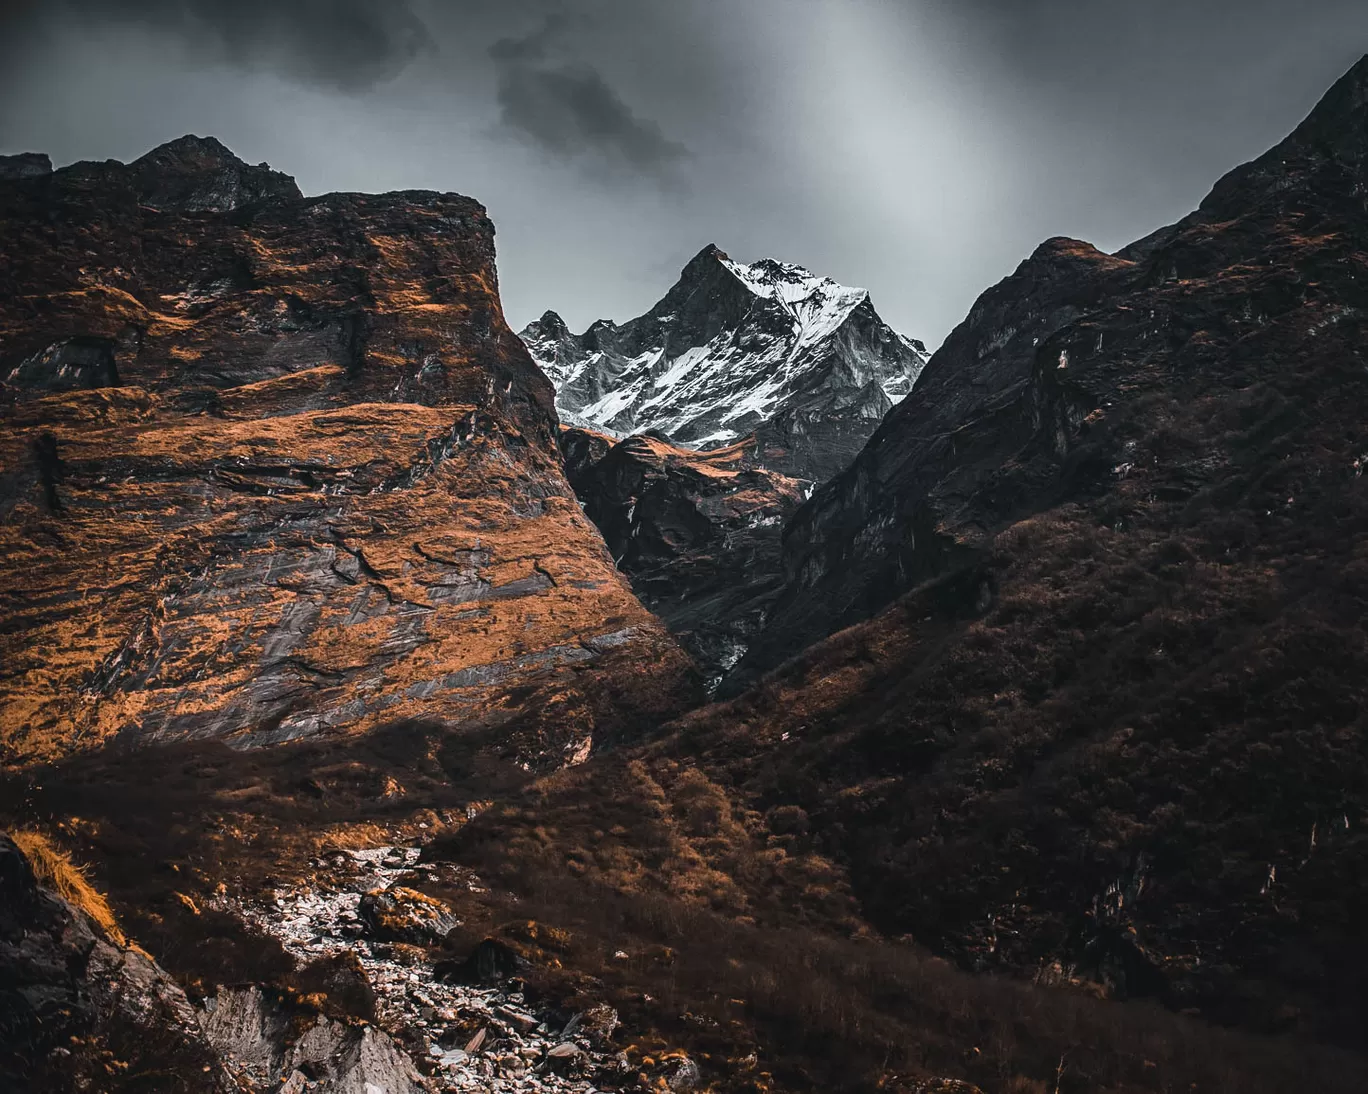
[
  {"x1": 519, "y1": 245, "x2": 927, "y2": 481},
  {"x1": 0, "y1": 137, "x2": 697, "y2": 764},
  {"x1": 561, "y1": 427, "x2": 807, "y2": 690},
  {"x1": 0, "y1": 833, "x2": 234, "y2": 1093},
  {"x1": 728, "y1": 236, "x2": 1133, "y2": 680},
  {"x1": 472, "y1": 56, "x2": 1368, "y2": 1045}
]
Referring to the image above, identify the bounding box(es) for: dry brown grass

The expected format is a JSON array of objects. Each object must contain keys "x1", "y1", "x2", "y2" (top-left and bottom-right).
[
  {"x1": 425, "y1": 857, "x2": 1364, "y2": 1094},
  {"x1": 12, "y1": 829, "x2": 126, "y2": 945}
]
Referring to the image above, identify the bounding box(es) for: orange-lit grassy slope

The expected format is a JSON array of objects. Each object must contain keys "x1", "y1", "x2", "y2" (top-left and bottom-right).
[
  {"x1": 0, "y1": 137, "x2": 697, "y2": 764},
  {"x1": 10, "y1": 828, "x2": 126, "y2": 945}
]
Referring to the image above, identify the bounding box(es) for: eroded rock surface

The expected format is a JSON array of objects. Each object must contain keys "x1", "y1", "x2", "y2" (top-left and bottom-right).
[
  {"x1": 203, "y1": 986, "x2": 429, "y2": 1094},
  {"x1": 561, "y1": 428, "x2": 807, "y2": 689},
  {"x1": 216, "y1": 844, "x2": 627, "y2": 1094},
  {"x1": 0, "y1": 136, "x2": 697, "y2": 764},
  {"x1": 0, "y1": 832, "x2": 234, "y2": 1093}
]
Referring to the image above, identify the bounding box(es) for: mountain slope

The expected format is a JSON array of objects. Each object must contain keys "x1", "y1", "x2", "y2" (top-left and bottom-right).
[
  {"x1": 519, "y1": 245, "x2": 927, "y2": 481},
  {"x1": 0, "y1": 135, "x2": 697, "y2": 765},
  {"x1": 560, "y1": 427, "x2": 808, "y2": 691},
  {"x1": 733, "y1": 52, "x2": 1368, "y2": 683},
  {"x1": 468, "y1": 54, "x2": 1368, "y2": 1049}
]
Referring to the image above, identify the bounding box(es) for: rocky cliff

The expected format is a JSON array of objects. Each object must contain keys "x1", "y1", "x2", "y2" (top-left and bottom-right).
[
  {"x1": 519, "y1": 245, "x2": 927, "y2": 482},
  {"x1": 0, "y1": 135, "x2": 697, "y2": 765},
  {"x1": 560, "y1": 427, "x2": 807, "y2": 691},
  {"x1": 0, "y1": 831, "x2": 234, "y2": 1093}
]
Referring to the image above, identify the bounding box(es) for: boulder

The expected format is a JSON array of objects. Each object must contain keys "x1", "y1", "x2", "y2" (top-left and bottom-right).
[
  {"x1": 202, "y1": 985, "x2": 428, "y2": 1094},
  {"x1": 357, "y1": 886, "x2": 458, "y2": 945},
  {"x1": 665, "y1": 1052, "x2": 702, "y2": 1091},
  {"x1": 438, "y1": 938, "x2": 527, "y2": 985}
]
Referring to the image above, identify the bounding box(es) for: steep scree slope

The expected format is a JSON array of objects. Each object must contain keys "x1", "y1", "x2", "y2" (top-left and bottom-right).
[
  {"x1": 519, "y1": 245, "x2": 927, "y2": 482},
  {"x1": 0, "y1": 136, "x2": 697, "y2": 764}
]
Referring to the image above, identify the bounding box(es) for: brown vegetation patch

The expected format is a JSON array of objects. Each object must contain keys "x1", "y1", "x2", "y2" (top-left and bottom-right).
[{"x1": 11, "y1": 828, "x2": 127, "y2": 945}]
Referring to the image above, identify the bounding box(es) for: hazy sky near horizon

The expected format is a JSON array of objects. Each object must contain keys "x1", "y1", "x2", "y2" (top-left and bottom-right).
[{"x1": 2, "y1": 1, "x2": 1366, "y2": 346}]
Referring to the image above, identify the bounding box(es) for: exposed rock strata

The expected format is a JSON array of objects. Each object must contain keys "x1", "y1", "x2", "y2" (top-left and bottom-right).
[{"x1": 0, "y1": 136, "x2": 697, "y2": 764}]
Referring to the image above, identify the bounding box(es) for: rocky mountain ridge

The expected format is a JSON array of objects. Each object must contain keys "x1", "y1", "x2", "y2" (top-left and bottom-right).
[
  {"x1": 0, "y1": 134, "x2": 697, "y2": 764},
  {"x1": 519, "y1": 245, "x2": 927, "y2": 482},
  {"x1": 732, "y1": 53, "x2": 1368, "y2": 684}
]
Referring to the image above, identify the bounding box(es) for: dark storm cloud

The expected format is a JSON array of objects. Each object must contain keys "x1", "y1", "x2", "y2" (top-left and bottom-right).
[
  {"x1": 488, "y1": 20, "x2": 689, "y2": 176},
  {"x1": 0, "y1": 0, "x2": 687, "y2": 177},
  {"x1": 2, "y1": 0, "x2": 431, "y2": 91},
  {"x1": 945, "y1": 0, "x2": 1368, "y2": 93}
]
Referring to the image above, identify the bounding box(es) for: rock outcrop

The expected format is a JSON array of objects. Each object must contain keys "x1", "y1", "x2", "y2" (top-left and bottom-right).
[
  {"x1": 0, "y1": 136, "x2": 697, "y2": 765},
  {"x1": 213, "y1": 841, "x2": 635, "y2": 1094},
  {"x1": 0, "y1": 832, "x2": 233, "y2": 1093},
  {"x1": 520, "y1": 246, "x2": 927, "y2": 482},
  {"x1": 560, "y1": 427, "x2": 807, "y2": 690},
  {"x1": 0, "y1": 153, "x2": 52, "y2": 182},
  {"x1": 202, "y1": 985, "x2": 428, "y2": 1094}
]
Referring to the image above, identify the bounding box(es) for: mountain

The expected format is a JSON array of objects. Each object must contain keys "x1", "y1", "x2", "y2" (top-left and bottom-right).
[
  {"x1": 0, "y1": 134, "x2": 710, "y2": 1089},
  {"x1": 730, "y1": 51, "x2": 1368, "y2": 684},
  {"x1": 5, "y1": 49, "x2": 1368, "y2": 1093},
  {"x1": 468, "y1": 53, "x2": 1368, "y2": 1055},
  {"x1": 519, "y1": 245, "x2": 928, "y2": 482},
  {"x1": 560, "y1": 426, "x2": 808, "y2": 691},
  {"x1": 0, "y1": 134, "x2": 697, "y2": 765}
]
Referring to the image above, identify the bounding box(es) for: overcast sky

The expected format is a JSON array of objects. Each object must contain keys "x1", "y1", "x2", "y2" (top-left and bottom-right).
[{"x1": 2, "y1": 1, "x2": 1366, "y2": 346}]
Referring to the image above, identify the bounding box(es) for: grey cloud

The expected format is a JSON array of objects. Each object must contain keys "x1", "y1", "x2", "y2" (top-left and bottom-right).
[
  {"x1": 1, "y1": 0, "x2": 689, "y2": 177},
  {"x1": 2, "y1": 0, "x2": 432, "y2": 91},
  {"x1": 489, "y1": 21, "x2": 690, "y2": 177}
]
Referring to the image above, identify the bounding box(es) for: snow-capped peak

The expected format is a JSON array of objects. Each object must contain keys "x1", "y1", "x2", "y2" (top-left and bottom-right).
[
  {"x1": 718, "y1": 255, "x2": 871, "y2": 358},
  {"x1": 519, "y1": 246, "x2": 929, "y2": 481},
  {"x1": 721, "y1": 255, "x2": 865, "y2": 308}
]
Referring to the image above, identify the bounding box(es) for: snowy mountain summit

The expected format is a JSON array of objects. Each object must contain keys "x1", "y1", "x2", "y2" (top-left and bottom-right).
[{"x1": 519, "y1": 244, "x2": 928, "y2": 481}]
